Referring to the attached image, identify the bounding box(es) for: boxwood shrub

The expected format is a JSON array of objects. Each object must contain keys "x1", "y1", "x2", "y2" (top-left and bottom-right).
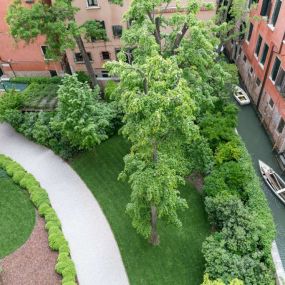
[{"x1": 0, "y1": 154, "x2": 77, "y2": 284}]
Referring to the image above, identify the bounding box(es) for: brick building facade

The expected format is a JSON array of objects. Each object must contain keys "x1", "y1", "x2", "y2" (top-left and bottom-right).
[
  {"x1": 0, "y1": 0, "x2": 63, "y2": 78},
  {"x1": 228, "y1": 0, "x2": 285, "y2": 152},
  {"x1": 67, "y1": 0, "x2": 216, "y2": 78}
]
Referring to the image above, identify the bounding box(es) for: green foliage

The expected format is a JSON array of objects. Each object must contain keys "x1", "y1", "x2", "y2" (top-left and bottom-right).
[
  {"x1": 104, "y1": 80, "x2": 118, "y2": 102},
  {"x1": 200, "y1": 104, "x2": 238, "y2": 150},
  {"x1": 82, "y1": 20, "x2": 108, "y2": 41},
  {"x1": 75, "y1": 71, "x2": 90, "y2": 83},
  {"x1": 106, "y1": 54, "x2": 200, "y2": 241},
  {"x1": 51, "y1": 74, "x2": 115, "y2": 150},
  {"x1": 202, "y1": 274, "x2": 244, "y2": 284},
  {"x1": 201, "y1": 103, "x2": 275, "y2": 284},
  {"x1": 0, "y1": 90, "x2": 25, "y2": 121},
  {"x1": 22, "y1": 83, "x2": 59, "y2": 110},
  {"x1": 10, "y1": 76, "x2": 62, "y2": 84},
  {"x1": 7, "y1": 0, "x2": 80, "y2": 59}
]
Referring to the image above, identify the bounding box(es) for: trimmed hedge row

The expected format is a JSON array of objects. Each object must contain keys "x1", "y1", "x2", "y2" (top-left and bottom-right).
[
  {"x1": 0, "y1": 155, "x2": 77, "y2": 285},
  {"x1": 200, "y1": 104, "x2": 276, "y2": 284},
  {"x1": 10, "y1": 76, "x2": 62, "y2": 85}
]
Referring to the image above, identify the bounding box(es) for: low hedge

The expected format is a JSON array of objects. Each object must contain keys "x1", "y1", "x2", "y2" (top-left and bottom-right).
[
  {"x1": 200, "y1": 103, "x2": 275, "y2": 284},
  {"x1": 10, "y1": 76, "x2": 62, "y2": 84},
  {"x1": 0, "y1": 155, "x2": 77, "y2": 284}
]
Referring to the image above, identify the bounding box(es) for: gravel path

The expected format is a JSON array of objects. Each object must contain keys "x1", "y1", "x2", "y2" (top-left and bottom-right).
[
  {"x1": 1, "y1": 214, "x2": 61, "y2": 285},
  {"x1": 0, "y1": 123, "x2": 129, "y2": 285}
]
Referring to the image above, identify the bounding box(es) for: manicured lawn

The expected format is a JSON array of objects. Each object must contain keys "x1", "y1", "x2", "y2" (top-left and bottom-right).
[
  {"x1": 0, "y1": 169, "x2": 35, "y2": 258},
  {"x1": 71, "y1": 136, "x2": 210, "y2": 285}
]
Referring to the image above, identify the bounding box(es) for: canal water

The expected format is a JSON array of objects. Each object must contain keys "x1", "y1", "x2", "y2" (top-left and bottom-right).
[{"x1": 236, "y1": 103, "x2": 285, "y2": 267}]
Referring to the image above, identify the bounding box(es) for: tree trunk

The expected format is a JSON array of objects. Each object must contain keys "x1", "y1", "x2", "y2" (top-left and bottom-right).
[
  {"x1": 74, "y1": 35, "x2": 98, "y2": 89},
  {"x1": 150, "y1": 205, "x2": 160, "y2": 245},
  {"x1": 171, "y1": 23, "x2": 188, "y2": 55}
]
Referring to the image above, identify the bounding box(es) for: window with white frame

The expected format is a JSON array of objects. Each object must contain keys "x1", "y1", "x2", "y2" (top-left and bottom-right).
[
  {"x1": 87, "y1": 0, "x2": 98, "y2": 7},
  {"x1": 271, "y1": 57, "x2": 281, "y2": 81},
  {"x1": 271, "y1": 0, "x2": 282, "y2": 26}
]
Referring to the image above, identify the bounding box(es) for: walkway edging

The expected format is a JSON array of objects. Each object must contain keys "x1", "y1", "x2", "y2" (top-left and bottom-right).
[
  {"x1": 0, "y1": 154, "x2": 76, "y2": 285},
  {"x1": 0, "y1": 123, "x2": 129, "y2": 285}
]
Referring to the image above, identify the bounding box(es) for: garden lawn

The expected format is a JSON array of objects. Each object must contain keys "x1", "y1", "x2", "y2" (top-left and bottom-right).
[
  {"x1": 0, "y1": 169, "x2": 35, "y2": 258},
  {"x1": 71, "y1": 136, "x2": 210, "y2": 285}
]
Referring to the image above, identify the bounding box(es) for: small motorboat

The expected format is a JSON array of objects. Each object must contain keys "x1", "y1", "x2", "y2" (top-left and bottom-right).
[
  {"x1": 259, "y1": 160, "x2": 285, "y2": 205},
  {"x1": 233, "y1": 85, "x2": 250, "y2": 105}
]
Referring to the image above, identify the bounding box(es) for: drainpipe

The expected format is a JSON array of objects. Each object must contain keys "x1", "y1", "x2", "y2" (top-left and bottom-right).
[{"x1": 256, "y1": 32, "x2": 285, "y2": 110}]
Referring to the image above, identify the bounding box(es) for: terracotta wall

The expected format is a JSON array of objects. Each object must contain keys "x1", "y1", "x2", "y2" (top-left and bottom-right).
[{"x1": 67, "y1": 0, "x2": 216, "y2": 77}]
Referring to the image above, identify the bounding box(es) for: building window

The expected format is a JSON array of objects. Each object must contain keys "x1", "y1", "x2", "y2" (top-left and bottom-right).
[
  {"x1": 247, "y1": 23, "x2": 253, "y2": 42},
  {"x1": 255, "y1": 35, "x2": 263, "y2": 57},
  {"x1": 275, "y1": 67, "x2": 285, "y2": 93},
  {"x1": 41, "y1": 45, "x2": 52, "y2": 60},
  {"x1": 277, "y1": 118, "x2": 285, "y2": 133},
  {"x1": 249, "y1": 67, "x2": 254, "y2": 77},
  {"x1": 271, "y1": 0, "x2": 281, "y2": 26},
  {"x1": 243, "y1": 54, "x2": 247, "y2": 62},
  {"x1": 101, "y1": 70, "x2": 109, "y2": 78},
  {"x1": 112, "y1": 25, "x2": 123, "y2": 38},
  {"x1": 260, "y1": 0, "x2": 270, "y2": 16},
  {"x1": 260, "y1": 43, "x2": 269, "y2": 65},
  {"x1": 91, "y1": 21, "x2": 106, "y2": 42},
  {"x1": 49, "y1": 70, "x2": 57, "y2": 77},
  {"x1": 102, "y1": 51, "x2": 110, "y2": 60},
  {"x1": 269, "y1": 98, "x2": 274, "y2": 108},
  {"x1": 87, "y1": 0, "x2": 98, "y2": 7},
  {"x1": 74, "y1": 52, "x2": 92, "y2": 63},
  {"x1": 271, "y1": 57, "x2": 281, "y2": 81},
  {"x1": 256, "y1": 77, "x2": 261, "y2": 86}
]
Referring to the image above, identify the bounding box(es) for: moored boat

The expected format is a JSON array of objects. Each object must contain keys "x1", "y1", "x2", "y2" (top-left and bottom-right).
[
  {"x1": 233, "y1": 85, "x2": 250, "y2": 105},
  {"x1": 259, "y1": 160, "x2": 285, "y2": 205}
]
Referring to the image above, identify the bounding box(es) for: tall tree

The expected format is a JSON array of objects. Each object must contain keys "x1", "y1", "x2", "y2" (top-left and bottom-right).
[
  {"x1": 106, "y1": 54, "x2": 200, "y2": 245},
  {"x1": 7, "y1": 0, "x2": 114, "y2": 88},
  {"x1": 117, "y1": 0, "x2": 237, "y2": 113}
]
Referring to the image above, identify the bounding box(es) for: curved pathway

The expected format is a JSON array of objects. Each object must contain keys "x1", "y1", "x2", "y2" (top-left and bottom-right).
[{"x1": 0, "y1": 123, "x2": 129, "y2": 285}]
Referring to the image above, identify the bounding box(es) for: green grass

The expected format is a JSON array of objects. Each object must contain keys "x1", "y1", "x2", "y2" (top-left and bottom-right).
[
  {"x1": 71, "y1": 136, "x2": 210, "y2": 285},
  {"x1": 0, "y1": 169, "x2": 35, "y2": 258}
]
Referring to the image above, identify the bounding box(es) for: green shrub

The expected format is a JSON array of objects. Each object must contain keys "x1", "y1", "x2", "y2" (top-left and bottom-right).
[
  {"x1": 202, "y1": 274, "x2": 244, "y2": 285},
  {"x1": 59, "y1": 244, "x2": 70, "y2": 254},
  {"x1": 45, "y1": 212, "x2": 61, "y2": 224},
  {"x1": 201, "y1": 102, "x2": 275, "y2": 283},
  {"x1": 48, "y1": 232, "x2": 68, "y2": 251},
  {"x1": 0, "y1": 90, "x2": 25, "y2": 121},
  {"x1": 104, "y1": 80, "x2": 118, "y2": 102},
  {"x1": 12, "y1": 170, "x2": 26, "y2": 183},
  {"x1": 19, "y1": 174, "x2": 39, "y2": 189},
  {"x1": 10, "y1": 76, "x2": 62, "y2": 84},
  {"x1": 62, "y1": 281, "x2": 77, "y2": 285},
  {"x1": 75, "y1": 71, "x2": 90, "y2": 83},
  {"x1": 45, "y1": 220, "x2": 61, "y2": 230},
  {"x1": 30, "y1": 189, "x2": 50, "y2": 208}
]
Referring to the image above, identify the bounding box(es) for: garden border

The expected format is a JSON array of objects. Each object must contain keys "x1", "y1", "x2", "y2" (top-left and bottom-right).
[{"x1": 0, "y1": 154, "x2": 77, "y2": 285}]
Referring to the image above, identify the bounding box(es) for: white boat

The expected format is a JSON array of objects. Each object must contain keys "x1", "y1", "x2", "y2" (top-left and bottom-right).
[
  {"x1": 259, "y1": 160, "x2": 285, "y2": 205},
  {"x1": 233, "y1": 85, "x2": 250, "y2": 105}
]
